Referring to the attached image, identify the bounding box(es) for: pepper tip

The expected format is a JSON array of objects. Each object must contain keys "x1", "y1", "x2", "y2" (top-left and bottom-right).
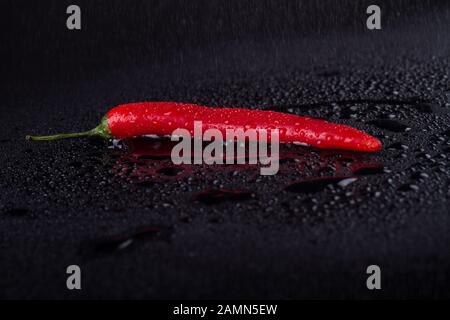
[{"x1": 367, "y1": 137, "x2": 383, "y2": 152}]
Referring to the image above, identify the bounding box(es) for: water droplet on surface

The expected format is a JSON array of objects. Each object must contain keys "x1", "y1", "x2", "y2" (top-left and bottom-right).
[
  {"x1": 411, "y1": 172, "x2": 429, "y2": 180},
  {"x1": 353, "y1": 165, "x2": 384, "y2": 176},
  {"x1": 398, "y1": 184, "x2": 419, "y2": 192},
  {"x1": 368, "y1": 119, "x2": 410, "y2": 132},
  {"x1": 86, "y1": 226, "x2": 173, "y2": 256},
  {"x1": 286, "y1": 176, "x2": 350, "y2": 193},
  {"x1": 338, "y1": 177, "x2": 358, "y2": 187},
  {"x1": 194, "y1": 189, "x2": 253, "y2": 204},
  {"x1": 387, "y1": 142, "x2": 409, "y2": 150}
]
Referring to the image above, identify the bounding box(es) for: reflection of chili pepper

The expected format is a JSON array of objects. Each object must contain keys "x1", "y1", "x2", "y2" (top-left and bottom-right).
[{"x1": 26, "y1": 102, "x2": 382, "y2": 152}]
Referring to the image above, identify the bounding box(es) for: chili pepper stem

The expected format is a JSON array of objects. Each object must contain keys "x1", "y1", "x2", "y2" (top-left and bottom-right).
[
  {"x1": 26, "y1": 130, "x2": 95, "y2": 141},
  {"x1": 26, "y1": 116, "x2": 111, "y2": 141}
]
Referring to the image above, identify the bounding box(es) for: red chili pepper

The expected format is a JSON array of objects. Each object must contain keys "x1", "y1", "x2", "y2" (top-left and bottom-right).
[{"x1": 26, "y1": 102, "x2": 382, "y2": 152}]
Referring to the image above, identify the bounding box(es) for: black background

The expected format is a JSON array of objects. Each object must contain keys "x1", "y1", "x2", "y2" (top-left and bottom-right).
[
  {"x1": 2, "y1": 0, "x2": 450, "y2": 299},
  {"x1": 5, "y1": 0, "x2": 449, "y2": 83}
]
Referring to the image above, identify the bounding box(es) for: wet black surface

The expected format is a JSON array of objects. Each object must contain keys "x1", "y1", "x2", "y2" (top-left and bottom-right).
[{"x1": 1, "y1": 1, "x2": 450, "y2": 299}]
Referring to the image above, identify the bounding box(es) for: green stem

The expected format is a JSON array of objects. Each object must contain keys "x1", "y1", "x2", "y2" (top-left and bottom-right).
[
  {"x1": 26, "y1": 116, "x2": 112, "y2": 141},
  {"x1": 26, "y1": 129, "x2": 96, "y2": 141}
]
